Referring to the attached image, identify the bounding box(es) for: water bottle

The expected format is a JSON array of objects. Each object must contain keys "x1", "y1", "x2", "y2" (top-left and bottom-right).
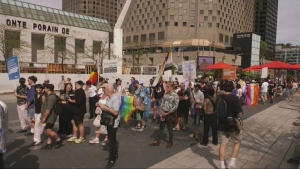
[{"x1": 40, "y1": 123, "x2": 46, "y2": 134}]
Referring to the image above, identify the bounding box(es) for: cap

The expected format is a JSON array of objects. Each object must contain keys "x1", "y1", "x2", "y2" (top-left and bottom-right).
[
  {"x1": 75, "y1": 80, "x2": 84, "y2": 86},
  {"x1": 116, "y1": 78, "x2": 122, "y2": 82},
  {"x1": 139, "y1": 82, "x2": 144, "y2": 85},
  {"x1": 44, "y1": 78, "x2": 49, "y2": 82},
  {"x1": 132, "y1": 80, "x2": 139, "y2": 86},
  {"x1": 99, "y1": 83, "x2": 108, "y2": 88}
]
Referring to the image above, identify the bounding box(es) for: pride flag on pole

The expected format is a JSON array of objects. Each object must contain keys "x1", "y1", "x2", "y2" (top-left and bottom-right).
[
  {"x1": 246, "y1": 84, "x2": 259, "y2": 106},
  {"x1": 153, "y1": 48, "x2": 171, "y2": 86},
  {"x1": 88, "y1": 71, "x2": 98, "y2": 85},
  {"x1": 120, "y1": 96, "x2": 136, "y2": 124}
]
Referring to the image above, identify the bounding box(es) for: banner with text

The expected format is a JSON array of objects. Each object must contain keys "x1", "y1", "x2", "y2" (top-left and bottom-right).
[
  {"x1": 222, "y1": 67, "x2": 236, "y2": 80},
  {"x1": 103, "y1": 59, "x2": 118, "y2": 78},
  {"x1": 7, "y1": 56, "x2": 20, "y2": 80},
  {"x1": 261, "y1": 67, "x2": 268, "y2": 78},
  {"x1": 182, "y1": 60, "x2": 197, "y2": 80}
]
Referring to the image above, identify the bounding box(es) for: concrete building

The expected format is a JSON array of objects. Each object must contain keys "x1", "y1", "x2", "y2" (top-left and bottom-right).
[
  {"x1": 275, "y1": 44, "x2": 300, "y2": 65},
  {"x1": 0, "y1": 0, "x2": 112, "y2": 66},
  {"x1": 254, "y1": 0, "x2": 278, "y2": 54},
  {"x1": 62, "y1": 0, "x2": 117, "y2": 29},
  {"x1": 118, "y1": 0, "x2": 255, "y2": 50}
]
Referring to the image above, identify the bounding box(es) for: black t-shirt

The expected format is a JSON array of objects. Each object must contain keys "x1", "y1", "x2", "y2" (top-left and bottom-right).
[
  {"x1": 268, "y1": 82, "x2": 276, "y2": 92},
  {"x1": 34, "y1": 94, "x2": 44, "y2": 114},
  {"x1": 68, "y1": 88, "x2": 86, "y2": 114},
  {"x1": 154, "y1": 82, "x2": 165, "y2": 99},
  {"x1": 178, "y1": 90, "x2": 190, "y2": 108},
  {"x1": 217, "y1": 94, "x2": 243, "y2": 132},
  {"x1": 200, "y1": 85, "x2": 209, "y2": 99}
]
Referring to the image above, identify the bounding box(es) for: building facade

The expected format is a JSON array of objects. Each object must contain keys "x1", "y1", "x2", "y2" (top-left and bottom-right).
[
  {"x1": 254, "y1": 0, "x2": 278, "y2": 53},
  {"x1": 275, "y1": 44, "x2": 300, "y2": 65},
  {"x1": 0, "y1": 0, "x2": 112, "y2": 65},
  {"x1": 233, "y1": 33, "x2": 261, "y2": 68},
  {"x1": 118, "y1": 0, "x2": 255, "y2": 50},
  {"x1": 62, "y1": 0, "x2": 117, "y2": 29}
]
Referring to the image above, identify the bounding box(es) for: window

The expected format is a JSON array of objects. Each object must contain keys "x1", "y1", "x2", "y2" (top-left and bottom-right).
[
  {"x1": 175, "y1": 9, "x2": 179, "y2": 14},
  {"x1": 158, "y1": 31, "x2": 165, "y2": 40},
  {"x1": 213, "y1": 4, "x2": 217, "y2": 9},
  {"x1": 179, "y1": 15, "x2": 183, "y2": 20},
  {"x1": 165, "y1": 21, "x2": 169, "y2": 26},
  {"x1": 199, "y1": 22, "x2": 204, "y2": 27},
  {"x1": 190, "y1": 10, "x2": 195, "y2": 15},
  {"x1": 149, "y1": 33, "x2": 155, "y2": 41},
  {"x1": 212, "y1": 16, "x2": 217, "y2": 21},
  {"x1": 204, "y1": 16, "x2": 208, "y2": 21},
  {"x1": 174, "y1": 22, "x2": 178, "y2": 26},
  {"x1": 141, "y1": 34, "x2": 146, "y2": 42},
  {"x1": 208, "y1": 23, "x2": 212, "y2": 27},
  {"x1": 170, "y1": 15, "x2": 174, "y2": 20},
  {"x1": 159, "y1": 23, "x2": 162, "y2": 27},
  {"x1": 208, "y1": 10, "x2": 213, "y2": 15},
  {"x1": 219, "y1": 33, "x2": 223, "y2": 42},
  {"x1": 200, "y1": 10, "x2": 204, "y2": 14},
  {"x1": 190, "y1": 23, "x2": 195, "y2": 27},
  {"x1": 179, "y1": 3, "x2": 183, "y2": 7},
  {"x1": 183, "y1": 22, "x2": 187, "y2": 26},
  {"x1": 183, "y1": 9, "x2": 187, "y2": 14},
  {"x1": 190, "y1": 16, "x2": 195, "y2": 21},
  {"x1": 170, "y1": 2, "x2": 174, "y2": 7},
  {"x1": 204, "y1": 3, "x2": 209, "y2": 9},
  {"x1": 126, "y1": 36, "x2": 131, "y2": 43}
]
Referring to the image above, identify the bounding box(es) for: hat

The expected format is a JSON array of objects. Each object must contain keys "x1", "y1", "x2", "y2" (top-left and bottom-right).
[
  {"x1": 75, "y1": 80, "x2": 84, "y2": 86},
  {"x1": 139, "y1": 82, "x2": 144, "y2": 85},
  {"x1": 99, "y1": 83, "x2": 108, "y2": 88},
  {"x1": 116, "y1": 78, "x2": 122, "y2": 82},
  {"x1": 44, "y1": 78, "x2": 49, "y2": 82},
  {"x1": 132, "y1": 80, "x2": 139, "y2": 86}
]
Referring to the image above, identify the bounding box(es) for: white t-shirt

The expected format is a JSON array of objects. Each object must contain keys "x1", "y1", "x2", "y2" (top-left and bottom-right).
[
  {"x1": 236, "y1": 88, "x2": 243, "y2": 97},
  {"x1": 88, "y1": 85, "x2": 97, "y2": 97},
  {"x1": 97, "y1": 88, "x2": 104, "y2": 97},
  {"x1": 261, "y1": 82, "x2": 269, "y2": 93},
  {"x1": 292, "y1": 82, "x2": 298, "y2": 89},
  {"x1": 213, "y1": 81, "x2": 219, "y2": 88},
  {"x1": 192, "y1": 90, "x2": 204, "y2": 108}
]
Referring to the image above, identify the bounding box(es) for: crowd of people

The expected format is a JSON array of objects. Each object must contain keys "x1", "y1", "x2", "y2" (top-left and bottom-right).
[{"x1": 10, "y1": 73, "x2": 300, "y2": 169}]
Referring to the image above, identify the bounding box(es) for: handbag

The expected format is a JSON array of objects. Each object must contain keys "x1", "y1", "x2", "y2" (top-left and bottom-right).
[
  {"x1": 93, "y1": 115, "x2": 101, "y2": 127},
  {"x1": 100, "y1": 110, "x2": 116, "y2": 127},
  {"x1": 136, "y1": 103, "x2": 147, "y2": 112}
]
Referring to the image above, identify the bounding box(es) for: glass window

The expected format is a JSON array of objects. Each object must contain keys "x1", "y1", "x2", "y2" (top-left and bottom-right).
[
  {"x1": 15, "y1": 1, "x2": 22, "y2": 6},
  {"x1": 29, "y1": 4, "x2": 35, "y2": 9},
  {"x1": 8, "y1": 0, "x2": 15, "y2": 5},
  {"x1": 47, "y1": 8, "x2": 53, "y2": 13},
  {"x1": 53, "y1": 9, "x2": 59, "y2": 14},
  {"x1": 204, "y1": 3, "x2": 208, "y2": 9},
  {"x1": 35, "y1": 5, "x2": 41, "y2": 10},
  {"x1": 1, "y1": 0, "x2": 8, "y2": 4},
  {"x1": 22, "y1": 3, "x2": 29, "y2": 8},
  {"x1": 42, "y1": 7, "x2": 47, "y2": 11}
]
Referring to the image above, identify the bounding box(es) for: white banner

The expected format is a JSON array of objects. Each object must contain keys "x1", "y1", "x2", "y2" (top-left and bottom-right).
[
  {"x1": 261, "y1": 67, "x2": 268, "y2": 78},
  {"x1": 103, "y1": 59, "x2": 118, "y2": 78},
  {"x1": 182, "y1": 60, "x2": 197, "y2": 80}
]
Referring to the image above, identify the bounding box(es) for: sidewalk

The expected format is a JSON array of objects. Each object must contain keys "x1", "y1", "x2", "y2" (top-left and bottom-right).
[{"x1": 149, "y1": 96, "x2": 300, "y2": 169}]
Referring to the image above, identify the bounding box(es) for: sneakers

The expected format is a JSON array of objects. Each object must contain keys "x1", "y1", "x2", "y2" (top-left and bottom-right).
[
  {"x1": 89, "y1": 138, "x2": 100, "y2": 144},
  {"x1": 75, "y1": 137, "x2": 85, "y2": 144},
  {"x1": 101, "y1": 139, "x2": 109, "y2": 146},
  {"x1": 67, "y1": 137, "x2": 77, "y2": 142},
  {"x1": 227, "y1": 163, "x2": 237, "y2": 168},
  {"x1": 131, "y1": 126, "x2": 141, "y2": 131},
  {"x1": 139, "y1": 125, "x2": 147, "y2": 131},
  {"x1": 288, "y1": 136, "x2": 300, "y2": 142},
  {"x1": 54, "y1": 139, "x2": 63, "y2": 149}
]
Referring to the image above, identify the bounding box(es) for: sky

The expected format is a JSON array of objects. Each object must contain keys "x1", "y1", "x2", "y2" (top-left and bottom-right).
[{"x1": 17, "y1": 0, "x2": 300, "y2": 46}]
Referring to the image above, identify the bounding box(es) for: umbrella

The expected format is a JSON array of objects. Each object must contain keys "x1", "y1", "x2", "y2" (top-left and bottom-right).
[
  {"x1": 202, "y1": 62, "x2": 236, "y2": 70},
  {"x1": 244, "y1": 65, "x2": 261, "y2": 71},
  {"x1": 291, "y1": 64, "x2": 300, "y2": 70},
  {"x1": 256, "y1": 61, "x2": 294, "y2": 70}
]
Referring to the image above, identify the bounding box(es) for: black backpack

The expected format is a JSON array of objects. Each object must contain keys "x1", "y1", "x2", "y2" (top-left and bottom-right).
[
  {"x1": 49, "y1": 94, "x2": 63, "y2": 115},
  {"x1": 215, "y1": 95, "x2": 230, "y2": 120}
]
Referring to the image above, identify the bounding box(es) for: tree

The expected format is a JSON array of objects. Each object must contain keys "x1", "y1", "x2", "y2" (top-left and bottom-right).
[
  {"x1": 44, "y1": 33, "x2": 76, "y2": 73},
  {"x1": 260, "y1": 40, "x2": 268, "y2": 58},
  {"x1": 125, "y1": 42, "x2": 147, "y2": 68},
  {"x1": 0, "y1": 25, "x2": 30, "y2": 72}
]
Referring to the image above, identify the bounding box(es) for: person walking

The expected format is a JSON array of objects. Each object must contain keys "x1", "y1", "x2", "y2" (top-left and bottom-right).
[
  {"x1": 58, "y1": 75, "x2": 66, "y2": 96},
  {"x1": 30, "y1": 84, "x2": 45, "y2": 146},
  {"x1": 86, "y1": 80, "x2": 98, "y2": 119},
  {"x1": 260, "y1": 78, "x2": 269, "y2": 104},
  {"x1": 0, "y1": 101, "x2": 7, "y2": 168},
  {"x1": 14, "y1": 77, "x2": 29, "y2": 133},
  {"x1": 200, "y1": 88, "x2": 218, "y2": 146},
  {"x1": 149, "y1": 82, "x2": 179, "y2": 148},
  {"x1": 98, "y1": 85, "x2": 121, "y2": 169},
  {"x1": 217, "y1": 80, "x2": 243, "y2": 169},
  {"x1": 41, "y1": 84, "x2": 62, "y2": 149},
  {"x1": 128, "y1": 77, "x2": 136, "y2": 96},
  {"x1": 25, "y1": 76, "x2": 37, "y2": 136},
  {"x1": 90, "y1": 84, "x2": 108, "y2": 145},
  {"x1": 67, "y1": 81, "x2": 87, "y2": 144},
  {"x1": 173, "y1": 83, "x2": 190, "y2": 131},
  {"x1": 58, "y1": 83, "x2": 74, "y2": 138}
]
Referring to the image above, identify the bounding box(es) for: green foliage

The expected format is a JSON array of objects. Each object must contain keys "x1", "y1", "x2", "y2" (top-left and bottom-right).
[{"x1": 260, "y1": 40, "x2": 268, "y2": 58}]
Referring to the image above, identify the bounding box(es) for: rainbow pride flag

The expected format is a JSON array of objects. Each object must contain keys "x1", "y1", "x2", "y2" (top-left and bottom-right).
[
  {"x1": 88, "y1": 71, "x2": 98, "y2": 85},
  {"x1": 120, "y1": 96, "x2": 136, "y2": 124},
  {"x1": 246, "y1": 84, "x2": 259, "y2": 106}
]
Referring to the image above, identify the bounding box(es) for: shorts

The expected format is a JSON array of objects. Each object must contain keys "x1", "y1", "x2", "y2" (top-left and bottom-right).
[
  {"x1": 260, "y1": 92, "x2": 267, "y2": 96},
  {"x1": 45, "y1": 123, "x2": 54, "y2": 130},
  {"x1": 269, "y1": 91, "x2": 274, "y2": 96},
  {"x1": 28, "y1": 109, "x2": 35, "y2": 119},
  {"x1": 177, "y1": 106, "x2": 189, "y2": 118},
  {"x1": 72, "y1": 114, "x2": 84, "y2": 125},
  {"x1": 154, "y1": 98, "x2": 162, "y2": 108},
  {"x1": 218, "y1": 131, "x2": 242, "y2": 144}
]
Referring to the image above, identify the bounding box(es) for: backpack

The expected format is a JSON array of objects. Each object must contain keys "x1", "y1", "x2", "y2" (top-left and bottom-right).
[
  {"x1": 215, "y1": 95, "x2": 229, "y2": 120},
  {"x1": 49, "y1": 93, "x2": 63, "y2": 115}
]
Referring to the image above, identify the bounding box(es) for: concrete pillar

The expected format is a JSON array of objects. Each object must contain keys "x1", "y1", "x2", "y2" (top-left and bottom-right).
[
  {"x1": 65, "y1": 36, "x2": 75, "y2": 64},
  {"x1": 42, "y1": 34, "x2": 55, "y2": 63},
  {"x1": 17, "y1": 30, "x2": 31, "y2": 62},
  {"x1": 114, "y1": 28, "x2": 123, "y2": 75}
]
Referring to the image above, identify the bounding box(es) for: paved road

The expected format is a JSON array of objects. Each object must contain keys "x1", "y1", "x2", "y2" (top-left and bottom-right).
[{"x1": 3, "y1": 93, "x2": 288, "y2": 168}]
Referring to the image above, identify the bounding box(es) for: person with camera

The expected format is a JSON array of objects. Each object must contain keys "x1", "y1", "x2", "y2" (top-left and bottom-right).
[
  {"x1": 216, "y1": 80, "x2": 243, "y2": 169},
  {"x1": 98, "y1": 85, "x2": 121, "y2": 169}
]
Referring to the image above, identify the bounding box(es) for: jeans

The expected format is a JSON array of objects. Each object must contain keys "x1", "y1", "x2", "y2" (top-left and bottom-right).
[
  {"x1": 17, "y1": 104, "x2": 28, "y2": 130},
  {"x1": 157, "y1": 114, "x2": 174, "y2": 142},
  {"x1": 193, "y1": 108, "x2": 203, "y2": 126},
  {"x1": 89, "y1": 95, "x2": 98, "y2": 118},
  {"x1": 28, "y1": 109, "x2": 35, "y2": 119},
  {"x1": 202, "y1": 114, "x2": 218, "y2": 144},
  {"x1": 107, "y1": 127, "x2": 118, "y2": 161}
]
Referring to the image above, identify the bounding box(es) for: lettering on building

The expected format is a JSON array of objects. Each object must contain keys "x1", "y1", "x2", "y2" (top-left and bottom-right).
[
  {"x1": 237, "y1": 34, "x2": 251, "y2": 38},
  {"x1": 6, "y1": 19, "x2": 70, "y2": 34}
]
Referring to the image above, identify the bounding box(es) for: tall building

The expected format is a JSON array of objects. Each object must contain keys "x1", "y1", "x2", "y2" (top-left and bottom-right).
[
  {"x1": 62, "y1": 0, "x2": 117, "y2": 28},
  {"x1": 118, "y1": 0, "x2": 255, "y2": 51},
  {"x1": 275, "y1": 44, "x2": 300, "y2": 65},
  {"x1": 254, "y1": 0, "x2": 278, "y2": 54}
]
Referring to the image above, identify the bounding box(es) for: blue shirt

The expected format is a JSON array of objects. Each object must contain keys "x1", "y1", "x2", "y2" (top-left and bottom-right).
[
  {"x1": 26, "y1": 85, "x2": 36, "y2": 109},
  {"x1": 105, "y1": 94, "x2": 121, "y2": 128}
]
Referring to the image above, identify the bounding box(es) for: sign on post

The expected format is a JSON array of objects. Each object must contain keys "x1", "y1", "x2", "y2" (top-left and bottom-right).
[
  {"x1": 7, "y1": 56, "x2": 20, "y2": 80},
  {"x1": 222, "y1": 67, "x2": 236, "y2": 80},
  {"x1": 261, "y1": 67, "x2": 268, "y2": 78},
  {"x1": 103, "y1": 59, "x2": 118, "y2": 79},
  {"x1": 182, "y1": 60, "x2": 197, "y2": 80}
]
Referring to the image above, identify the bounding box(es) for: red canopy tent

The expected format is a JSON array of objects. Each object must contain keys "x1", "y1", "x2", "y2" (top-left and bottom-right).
[
  {"x1": 291, "y1": 64, "x2": 300, "y2": 70},
  {"x1": 203, "y1": 62, "x2": 236, "y2": 70},
  {"x1": 256, "y1": 61, "x2": 294, "y2": 70},
  {"x1": 243, "y1": 65, "x2": 261, "y2": 71}
]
